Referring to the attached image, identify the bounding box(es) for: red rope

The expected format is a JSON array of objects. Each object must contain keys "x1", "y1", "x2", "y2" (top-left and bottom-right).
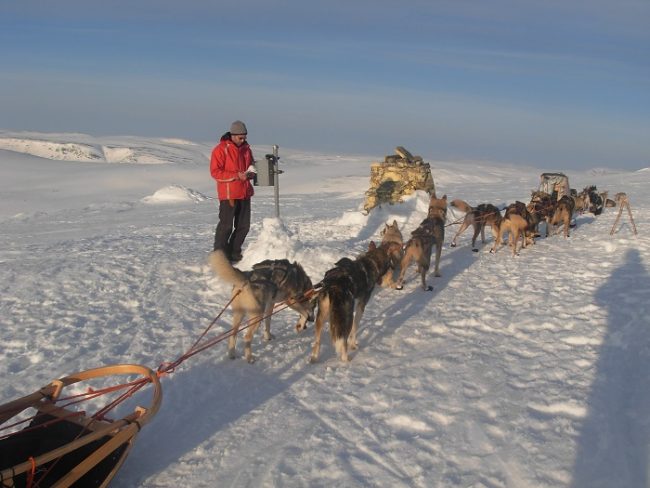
[
  {"x1": 159, "y1": 286, "x2": 319, "y2": 373},
  {"x1": 25, "y1": 457, "x2": 36, "y2": 488},
  {"x1": 94, "y1": 287, "x2": 319, "y2": 418}
]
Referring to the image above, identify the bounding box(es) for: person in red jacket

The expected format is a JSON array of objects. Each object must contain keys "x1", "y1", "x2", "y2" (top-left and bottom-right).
[{"x1": 210, "y1": 120, "x2": 256, "y2": 262}]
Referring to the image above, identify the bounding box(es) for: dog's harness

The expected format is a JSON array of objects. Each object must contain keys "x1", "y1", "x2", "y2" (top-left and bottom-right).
[
  {"x1": 250, "y1": 260, "x2": 321, "y2": 308},
  {"x1": 251, "y1": 261, "x2": 292, "y2": 290}
]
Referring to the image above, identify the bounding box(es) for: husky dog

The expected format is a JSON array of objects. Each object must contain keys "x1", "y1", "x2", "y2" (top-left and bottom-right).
[
  {"x1": 208, "y1": 250, "x2": 315, "y2": 363},
  {"x1": 491, "y1": 200, "x2": 538, "y2": 255},
  {"x1": 379, "y1": 220, "x2": 403, "y2": 287},
  {"x1": 499, "y1": 200, "x2": 536, "y2": 247},
  {"x1": 449, "y1": 199, "x2": 502, "y2": 251},
  {"x1": 492, "y1": 213, "x2": 528, "y2": 256},
  {"x1": 395, "y1": 194, "x2": 447, "y2": 291},
  {"x1": 572, "y1": 194, "x2": 589, "y2": 213},
  {"x1": 582, "y1": 185, "x2": 604, "y2": 215},
  {"x1": 550, "y1": 195, "x2": 576, "y2": 237},
  {"x1": 528, "y1": 192, "x2": 556, "y2": 237},
  {"x1": 521, "y1": 203, "x2": 541, "y2": 244},
  {"x1": 310, "y1": 241, "x2": 394, "y2": 363}
]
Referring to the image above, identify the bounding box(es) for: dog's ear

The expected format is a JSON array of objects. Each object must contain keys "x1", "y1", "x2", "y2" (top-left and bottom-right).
[
  {"x1": 368, "y1": 241, "x2": 377, "y2": 251},
  {"x1": 392, "y1": 219, "x2": 397, "y2": 226}
]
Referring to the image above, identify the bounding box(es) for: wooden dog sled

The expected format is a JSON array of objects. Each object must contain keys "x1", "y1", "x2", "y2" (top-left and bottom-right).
[{"x1": 0, "y1": 364, "x2": 162, "y2": 488}]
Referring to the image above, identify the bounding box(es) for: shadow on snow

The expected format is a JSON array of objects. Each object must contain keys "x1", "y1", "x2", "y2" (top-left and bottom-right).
[{"x1": 572, "y1": 248, "x2": 650, "y2": 488}]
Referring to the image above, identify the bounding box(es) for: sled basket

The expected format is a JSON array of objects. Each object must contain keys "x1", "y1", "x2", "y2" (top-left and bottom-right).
[
  {"x1": 0, "y1": 364, "x2": 162, "y2": 488},
  {"x1": 538, "y1": 172, "x2": 570, "y2": 201}
]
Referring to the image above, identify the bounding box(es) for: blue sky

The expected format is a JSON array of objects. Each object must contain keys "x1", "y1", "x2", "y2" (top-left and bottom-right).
[{"x1": 1, "y1": 1, "x2": 648, "y2": 169}]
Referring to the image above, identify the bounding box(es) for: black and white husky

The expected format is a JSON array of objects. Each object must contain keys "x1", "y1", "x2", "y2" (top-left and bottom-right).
[
  {"x1": 209, "y1": 250, "x2": 315, "y2": 363},
  {"x1": 310, "y1": 241, "x2": 394, "y2": 363}
]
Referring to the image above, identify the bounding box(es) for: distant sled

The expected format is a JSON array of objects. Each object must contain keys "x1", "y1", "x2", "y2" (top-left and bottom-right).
[{"x1": 0, "y1": 364, "x2": 162, "y2": 488}]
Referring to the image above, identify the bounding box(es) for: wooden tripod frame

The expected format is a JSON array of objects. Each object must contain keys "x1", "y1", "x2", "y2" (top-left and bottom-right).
[{"x1": 610, "y1": 195, "x2": 638, "y2": 236}]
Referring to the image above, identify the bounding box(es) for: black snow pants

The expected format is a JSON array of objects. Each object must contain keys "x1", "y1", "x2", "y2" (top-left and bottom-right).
[{"x1": 213, "y1": 198, "x2": 251, "y2": 258}]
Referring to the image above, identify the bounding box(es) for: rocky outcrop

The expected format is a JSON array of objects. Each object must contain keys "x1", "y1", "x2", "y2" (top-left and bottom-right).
[{"x1": 363, "y1": 146, "x2": 435, "y2": 213}]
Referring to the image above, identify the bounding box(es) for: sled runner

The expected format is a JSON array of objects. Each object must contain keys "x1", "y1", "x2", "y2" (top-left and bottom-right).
[{"x1": 0, "y1": 364, "x2": 162, "y2": 488}]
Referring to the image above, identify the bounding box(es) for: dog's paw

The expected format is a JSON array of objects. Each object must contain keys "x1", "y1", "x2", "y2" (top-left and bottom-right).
[
  {"x1": 309, "y1": 356, "x2": 319, "y2": 364},
  {"x1": 395, "y1": 284, "x2": 404, "y2": 290},
  {"x1": 264, "y1": 332, "x2": 276, "y2": 341},
  {"x1": 425, "y1": 285, "x2": 433, "y2": 291},
  {"x1": 228, "y1": 351, "x2": 237, "y2": 360},
  {"x1": 450, "y1": 243, "x2": 456, "y2": 248}
]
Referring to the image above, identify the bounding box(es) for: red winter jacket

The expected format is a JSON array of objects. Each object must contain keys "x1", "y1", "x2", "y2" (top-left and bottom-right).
[{"x1": 210, "y1": 135, "x2": 255, "y2": 201}]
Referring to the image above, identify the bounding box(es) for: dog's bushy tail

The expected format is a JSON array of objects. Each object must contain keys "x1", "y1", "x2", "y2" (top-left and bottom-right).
[
  {"x1": 208, "y1": 250, "x2": 247, "y2": 287},
  {"x1": 327, "y1": 287, "x2": 354, "y2": 342},
  {"x1": 450, "y1": 198, "x2": 473, "y2": 213}
]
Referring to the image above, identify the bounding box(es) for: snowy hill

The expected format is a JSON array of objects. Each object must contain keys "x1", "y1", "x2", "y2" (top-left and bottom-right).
[
  {"x1": 1, "y1": 132, "x2": 648, "y2": 487},
  {"x1": 0, "y1": 131, "x2": 208, "y2": 164}
]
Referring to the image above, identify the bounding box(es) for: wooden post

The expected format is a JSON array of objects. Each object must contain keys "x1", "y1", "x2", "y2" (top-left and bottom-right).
[{"x1": 610, "y1": 195, "x2": 638, "y2": 236}]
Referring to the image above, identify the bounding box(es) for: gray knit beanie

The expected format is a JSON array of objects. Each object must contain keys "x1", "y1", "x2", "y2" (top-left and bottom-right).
[{"x1": 230, "y1": 120, "x2": 248, "y2": 135}]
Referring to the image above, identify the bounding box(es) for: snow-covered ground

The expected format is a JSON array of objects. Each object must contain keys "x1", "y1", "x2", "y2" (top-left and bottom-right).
[{"x1": 1, "y1": 131, "x2": 648, "y2": 487}]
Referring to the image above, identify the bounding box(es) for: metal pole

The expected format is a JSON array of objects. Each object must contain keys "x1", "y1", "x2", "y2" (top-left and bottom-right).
[{"x1": 273, "y1": 144, "x2": 280, "y2": 218}]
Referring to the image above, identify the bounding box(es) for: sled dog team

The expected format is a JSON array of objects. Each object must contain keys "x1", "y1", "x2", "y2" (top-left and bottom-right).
[
  {"x1": 210, "y1": 187, "x2": 596, "y2": 363},
  {"x1": 449, "y1": 185, "x2": 604, "y2": 256}
]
